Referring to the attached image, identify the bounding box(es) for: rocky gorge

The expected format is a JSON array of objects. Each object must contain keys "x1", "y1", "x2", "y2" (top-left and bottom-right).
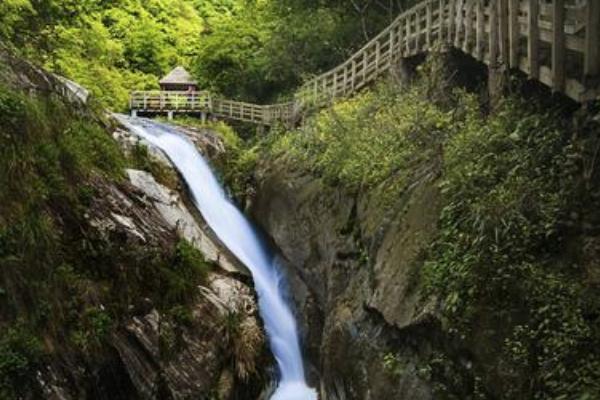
[
  {"x1": 3, "y1": 39, "x2": 600, "y2": 400},
  {"x1": 250, "y1": 155, "x2": 441, "y2": 399}
]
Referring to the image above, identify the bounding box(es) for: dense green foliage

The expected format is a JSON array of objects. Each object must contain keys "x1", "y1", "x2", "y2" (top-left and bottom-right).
[
  {"x1": 1, "y1": 0, "x2": 204, "y2": 109},
  {"x1": 2, "y1": 0, "x2": 598, "y2": 398},
  {"x1": 0, "y1": 0, "x2": 420, "y2": 108},
  {"x1": 0, "y1": 324, "x2": 43, "y2": 399},
  {"x1": 260, "y1": 65, "x2": 600, "y2": 399},
  {"x1": 423, "y1": 99, "x2": 599, "y2": 399},
  {"x1": 194, "y1": 0, "x2": 419, "y2": 102}
]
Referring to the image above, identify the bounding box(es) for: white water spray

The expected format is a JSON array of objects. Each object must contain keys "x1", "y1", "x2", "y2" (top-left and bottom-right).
[{"x1": 117, "y1": 115, "x2": 317, "y2": 400}]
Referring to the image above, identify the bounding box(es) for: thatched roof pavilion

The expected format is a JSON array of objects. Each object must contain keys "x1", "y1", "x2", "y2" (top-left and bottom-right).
[{"x1": 159, "y1": 66, "x2": 198, "y2": 91}]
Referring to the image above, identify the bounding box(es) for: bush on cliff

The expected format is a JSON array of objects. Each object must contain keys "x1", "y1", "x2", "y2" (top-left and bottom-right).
[{"x1": 261, "y1": 66, "x2": 600, "y2": 399}]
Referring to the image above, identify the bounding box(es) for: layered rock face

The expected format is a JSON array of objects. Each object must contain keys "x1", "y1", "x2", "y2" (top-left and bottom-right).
[
  {"x1": 0, "y1": 49, "x2": 267, "y2": 399},
  {"x1": 37, "y1": 130, "x2": 267, "y2": 399},
  {"x1": 251, "y1": 159, "x2": 441, "y2": 400}
]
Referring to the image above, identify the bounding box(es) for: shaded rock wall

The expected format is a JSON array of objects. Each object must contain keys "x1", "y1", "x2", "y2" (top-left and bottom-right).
[{"x1": 250, "y1": 158, "x2": 442, "y2": 399}]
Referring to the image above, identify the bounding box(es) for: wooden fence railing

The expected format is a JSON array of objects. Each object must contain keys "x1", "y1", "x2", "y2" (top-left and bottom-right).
[
  {"x1": 130, "y1": 91, "x2": 296, "y2": 126},
  {"x1": 130, "y1": 0, "x2": 600, "y2": 125}
]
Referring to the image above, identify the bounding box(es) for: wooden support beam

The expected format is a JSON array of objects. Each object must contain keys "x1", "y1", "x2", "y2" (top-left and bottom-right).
[
  {"x1": 585, "y1": 0, "x2": 600, "y2": 77},
  {"x1": 343, "y1": 66, "x2": 348, "y2": 95},
  {"x1": 528, "y1": 0, "x2": 540, "y2": 79},
  {"x1": 389, "y1": 28, "x2": 395, "y2": 61},
  {"x1": 427, "y1": 2, "x2": 433, "y2": 48},
  {"x1": 552, "y1": 0, "x2": 565, "y2": 92},
  {"x1": 439, "y1": 0, "x2": 446, "y2": 42},
  {"x1": 398, "y1": 21, "x2": 404, "y2": 57},
  {"x1": 499, "y1": 0, "x2": 509, "y2": 65},
  {"x1": 508, "y1": 0, "x2": 521, "y2": 68},
  {"x1": 489, "y1": 0, "x2": 499, "y2": 66},
  {"x1": 415, "y1": 12, "x2": 421, "y2": 52},
  {"x1": 333, "y1": 71, "x2": 338, "y2": 97},
  {"x1": 454, "y1": 0, "x2": 460, "y2": 48},
  {"x1": 463, "y1": 0, "x2": 473, "y2": 53},
  {"x1": 449, "y1": 0, "x2": 456, "y2": 43},
  {"x1": 406, "y1": 13, "x2": 412, "y2": 54},
  {"x1": 476, "y1": 0, "x2": 484, "y2": 60},
  {"x1": 509, "y1": 0, "x2": 520, "y2": 68}
]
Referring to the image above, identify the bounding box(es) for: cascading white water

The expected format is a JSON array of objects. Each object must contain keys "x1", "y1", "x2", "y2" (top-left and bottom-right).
[{"x1": 116, "y1": 115, "x2": 317, "y2": 400}]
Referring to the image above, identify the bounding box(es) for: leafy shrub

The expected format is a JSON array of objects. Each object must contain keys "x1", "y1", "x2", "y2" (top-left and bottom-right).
[
  {"x1": 267, "y1": 79, "x2": 454, "y2": 205},
  {"x1": 161, "y1": 240, "x2": 211, "y2": 306},
  {"x1": 0, "y1": 324, "x2": 43, "y2": 399},
  {"x1": 129, "y1": 142, "x2": 178, "y2": 189},
  {"x1": 267, "y1": 70, "x2": 599, "y2": 399}
]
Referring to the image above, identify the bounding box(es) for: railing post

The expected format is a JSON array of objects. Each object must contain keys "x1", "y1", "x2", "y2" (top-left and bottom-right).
[
  {"x1": 476, "y1": 0, "x2": 484, "y2": 60},
  {"x1": 389, "y1": 27, "x2": 396, "y2": 62},
  {"x1": 454, "y1": 0, "x2": 465, "y2": 49},
  {"x1": 427, "y1": 2, "x2": 433, "y2": 48},
  {"x1": 552, "y1": 0, "x2": 565, "y2": 92},
  {"x1": 352, "y1": 60, "x2": 357, "y2": 91},
  {"x1": 363, "y1": 52, "x2": 368, "y2": 82},
  {"x1": 489, "y1": 0, "x2": 499, "y2": 66},
  {"x1": 449, "y1": 0, "x2": 456, "y2": 44},
  {"x1": 509, "y1": 0, "x2": 520, "y2": 68},
  {"x1": 333, "y1": 71, "x2": 338, "y2": 98},
  {"x1": 438, "y1": 0, "x2": 445, "y2": 44},
  {"x1": 398, "y1": 21, "x2": 404, "y2": 57},
  {"x1": 376, "y1": 40, "x2": 381, "y2": 71},
  {"x1": 499, "y1": 0, "x2": 510, "y2": 66},
  {"x1": 528, "y1": 0, "x2": 540, "y2": 79},
  {"x1": 406, "y1": 13, "x2": 412, "y2": 54},
  {"x1": 585, "y1": 0, "x2": 600, "y2": 78},
  {"x1": 415, "y1": 11, "x2": 421, "y2": 52},
  {"x1": 343, "y1": 65, "x2": 349, "y2": 95},
  {"x1": 463, "y1": 0, "x2": 473, "y2": 53}
]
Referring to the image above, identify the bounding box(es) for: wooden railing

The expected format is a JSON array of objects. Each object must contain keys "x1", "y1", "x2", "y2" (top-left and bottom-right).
[
  {"x1": 129, "y1": 91, "x2": 295, "y2": 126},
  {"x1": 131, "y1": 0, "x2": 600, "y2": 125}
]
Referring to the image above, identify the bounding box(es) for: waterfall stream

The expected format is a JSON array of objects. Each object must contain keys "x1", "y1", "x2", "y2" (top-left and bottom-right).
[{"x1": 116, "y1": 115, "x2": 317, "y2": 400}]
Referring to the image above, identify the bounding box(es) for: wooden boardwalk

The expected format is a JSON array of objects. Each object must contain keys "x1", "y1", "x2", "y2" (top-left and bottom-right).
[{"x1": 130, "y1": 0, "x2": 600, "y2": 126}]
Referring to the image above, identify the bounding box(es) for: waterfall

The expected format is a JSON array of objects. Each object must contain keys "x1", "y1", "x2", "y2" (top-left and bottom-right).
[{"x1": 116, "y1": 115, "x2": 317, "y2": 400}]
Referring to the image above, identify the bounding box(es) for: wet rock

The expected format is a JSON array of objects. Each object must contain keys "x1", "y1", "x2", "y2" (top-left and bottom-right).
[
  {"x1": 126, "y1": 168, "x2": 242, "y2": 274},
  {"x1": 251, "y1": 159, "x2": 440, "y2": 400},
  {"x1": 113, "y1": 274, "x2": 264, "y2": 399}
]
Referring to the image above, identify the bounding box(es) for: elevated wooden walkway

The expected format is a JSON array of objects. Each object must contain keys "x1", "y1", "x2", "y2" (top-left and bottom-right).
[
  {"x1": 130, "y1": 0, "x2": 600, "y2": 126},
  {"x1": 129, "y1": 91, "x2": 295, "y2": 125}
]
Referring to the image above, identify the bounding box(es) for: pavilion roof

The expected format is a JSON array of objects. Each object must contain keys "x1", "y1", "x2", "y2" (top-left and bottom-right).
[{"x1": 159, "y1": 66, "x2": 197, "y2": 85}]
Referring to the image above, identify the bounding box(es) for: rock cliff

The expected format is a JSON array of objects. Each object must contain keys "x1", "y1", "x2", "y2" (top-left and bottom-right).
[
  {"x1": 0, "y1": 48, "x2": 267, "y2": 400},
  {"x1": 251, "y1": 157, "x2": 441, "y2": 399}
]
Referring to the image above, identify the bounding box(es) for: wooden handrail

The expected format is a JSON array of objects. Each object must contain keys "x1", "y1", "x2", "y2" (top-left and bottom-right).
[{"x1": 131, "y1": 0, "x2": 600, "y2": 125}]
